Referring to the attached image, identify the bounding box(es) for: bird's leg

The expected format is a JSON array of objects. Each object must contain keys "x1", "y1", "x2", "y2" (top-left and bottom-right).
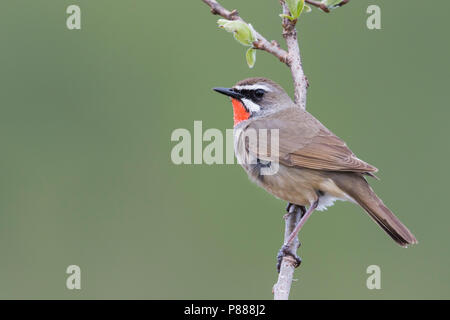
[
  {"x1": 285, "y1": 200, "x2": 318, "y2": 247},
  {"x1": 282, "y1": 203, "x2": 306, "y2": 244},
  {"x1": 277, "y1": 200, "x2": 319, "y2": 272},
  {"x1": 277, "y1": 203, "x2": 305, "y2": 272}
]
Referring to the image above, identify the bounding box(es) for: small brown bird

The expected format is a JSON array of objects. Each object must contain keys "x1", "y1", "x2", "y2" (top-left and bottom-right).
[{"x1": 214, "y1": 77, "x2": 417, "y2": 269}]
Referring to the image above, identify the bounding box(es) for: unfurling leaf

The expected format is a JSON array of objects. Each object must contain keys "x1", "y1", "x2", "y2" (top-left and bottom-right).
[
  {"x1": 285, "y1": 0, "x2": 298, "y2": 17},
  {"x1": 279, "y1": 13, "x2": 296, "y2": 21},
  {"x1": 246, "y1": 48, "x2": 256, "y2": 68},
  {"x1": 217, "y1": 19, "x2": 258, "y2": 68},
  {"x1": 284, "y1": 0, "x2": 305, "y2": 20},
  {"x1": 217, "y1": 19, "x2": 255, "y2": 46}
]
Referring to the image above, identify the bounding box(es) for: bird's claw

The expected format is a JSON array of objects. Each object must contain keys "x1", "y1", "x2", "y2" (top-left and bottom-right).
[{"x1": 276, "y1": 244, "x2": 301, "y2": 273}]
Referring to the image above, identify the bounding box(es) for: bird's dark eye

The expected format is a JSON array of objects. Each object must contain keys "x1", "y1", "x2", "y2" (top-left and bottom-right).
[{"x1": 254, "y1": 89, "x2": 265, "y2": 99}]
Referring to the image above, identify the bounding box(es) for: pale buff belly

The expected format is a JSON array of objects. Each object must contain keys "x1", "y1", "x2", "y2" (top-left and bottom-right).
[{"x1": 244, "y1": 163, "x2": 353, "y2": 211}]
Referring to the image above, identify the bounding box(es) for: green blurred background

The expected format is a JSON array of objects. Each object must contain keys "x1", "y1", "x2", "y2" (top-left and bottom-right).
[{"x1": 0, "y1": 0, "x2": 448, "y2": 299}]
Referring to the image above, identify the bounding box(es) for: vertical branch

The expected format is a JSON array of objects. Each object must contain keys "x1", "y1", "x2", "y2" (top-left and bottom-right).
[
  {"x1": 273, "y1": 207, "x2": 302, "y2": 300},
  {"x1": 272, "y1": 1, "x2": 309, "y2": 300},
  {"x1": 280, "y1": 1, "x2": 308, "y2": 109}
]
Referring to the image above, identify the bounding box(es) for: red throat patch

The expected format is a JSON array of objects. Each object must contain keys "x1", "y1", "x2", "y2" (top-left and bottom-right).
[{"x1": 231, "y1": 98, "x2": 250, "y2": 126}]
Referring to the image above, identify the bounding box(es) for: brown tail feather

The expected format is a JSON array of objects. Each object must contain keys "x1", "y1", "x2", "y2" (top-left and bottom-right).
[{"x1": 331, "y1": 173, "x2": 417, "y2": 247}]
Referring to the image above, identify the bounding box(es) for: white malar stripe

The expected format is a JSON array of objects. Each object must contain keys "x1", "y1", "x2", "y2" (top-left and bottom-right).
[
  {"x1": 233, "y1": 84, "x2": 272, "y2": 92},
  {"x1": 241, "y1": 98, "x2": 261, "y2": 113}
]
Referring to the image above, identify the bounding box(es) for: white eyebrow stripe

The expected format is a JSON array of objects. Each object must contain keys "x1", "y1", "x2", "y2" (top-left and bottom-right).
[
  {"x1": 233, "y1": 84, "x2": 272, "y2": 92},
  {"x1": 241, "y1": 98, "x2": 261, "y2": 113}
]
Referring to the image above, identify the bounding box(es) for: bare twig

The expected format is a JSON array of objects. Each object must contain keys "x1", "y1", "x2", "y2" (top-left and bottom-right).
[
  {"x1": 306, "y1": 0, "x2": 330, "y2": 13},
  {"x1": 279, "y1": 0, "x2": 308, "y2": 109},
  {"x1": 306, "y1": 0, "x2": 349, "y2": 13},
  {"x1": 202, "y1": 0, "x2": 289, "y2": 63},
  {"x1": 333, "y1": 0, "x2": 350, "y2": 8}
]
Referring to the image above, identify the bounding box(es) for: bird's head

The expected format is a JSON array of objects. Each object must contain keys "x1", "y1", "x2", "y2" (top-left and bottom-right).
[{"x1": 213, "y1": 77, "x2": 292, "y2": 126}]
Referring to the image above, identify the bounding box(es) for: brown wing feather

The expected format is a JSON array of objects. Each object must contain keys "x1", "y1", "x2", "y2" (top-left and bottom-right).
[{"x1": 245, "y1": 108, "x2": 378, "y2": 174}]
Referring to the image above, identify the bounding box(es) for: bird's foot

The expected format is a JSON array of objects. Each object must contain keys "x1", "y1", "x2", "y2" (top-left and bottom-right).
[
  {"x1": 283, "y1": 202, "x2": 297, "y2": 219},
  {"x1": 284, "y1": 203, "x2": 306, "y2": 220},
  {"x1": 276, "y1": 244, "x2": 301, "y2": 273},
  {"x1": 285, "y1": 202, "x2": 296, "y2": 213}
]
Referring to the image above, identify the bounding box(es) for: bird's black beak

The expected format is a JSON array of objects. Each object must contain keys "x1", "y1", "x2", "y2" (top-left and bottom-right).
[{"x1": 213, "y1": 87, "x2": 243, "y2": 100}]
